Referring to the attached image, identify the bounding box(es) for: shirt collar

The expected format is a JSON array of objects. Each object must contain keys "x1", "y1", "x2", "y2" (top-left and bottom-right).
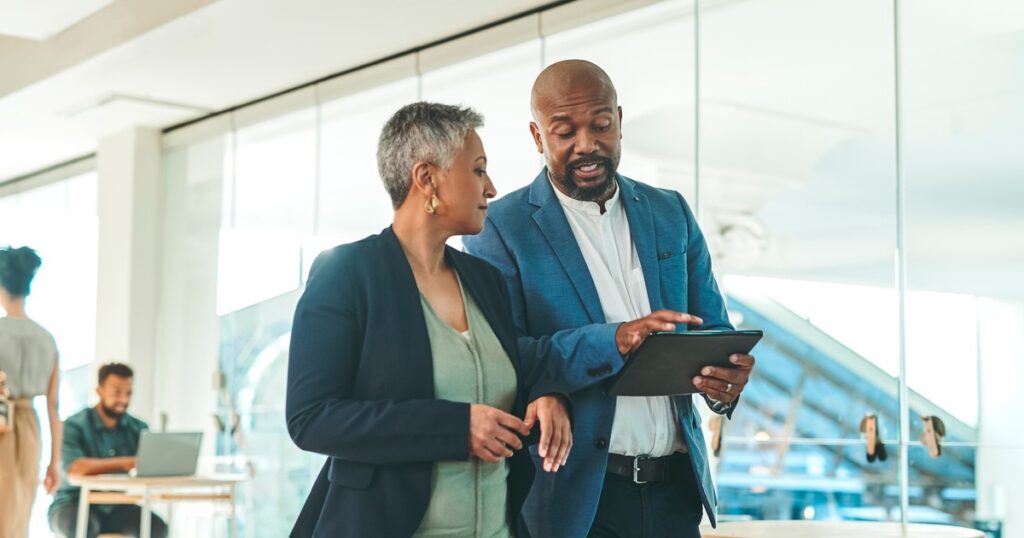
[
  {"x1": 550, "y1": 177, "x2": 621, "y2": 217},
  {"x1": 89, "y1": 407, "x2": 125, "y2": 431}
]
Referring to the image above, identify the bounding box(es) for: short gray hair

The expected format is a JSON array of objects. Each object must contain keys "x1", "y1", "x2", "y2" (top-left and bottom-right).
[{"x1": 377, "y1": 102, "x2": 484, "y2": 209}]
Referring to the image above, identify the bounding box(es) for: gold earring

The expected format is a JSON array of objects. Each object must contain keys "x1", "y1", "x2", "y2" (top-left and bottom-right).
[{"x1": 424, "y1": 194, "x2": 440, "y2": 214}]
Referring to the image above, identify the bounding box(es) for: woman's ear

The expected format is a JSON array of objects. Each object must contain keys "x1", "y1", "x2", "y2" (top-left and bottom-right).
[{"x1": 410, "y1": 161, "x2": 436, "y2": 197}]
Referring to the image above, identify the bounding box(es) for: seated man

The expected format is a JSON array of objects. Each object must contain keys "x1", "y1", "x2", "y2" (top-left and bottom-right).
[{"x1": 49, "y1": 362, "x2": 168, "y2": 538}]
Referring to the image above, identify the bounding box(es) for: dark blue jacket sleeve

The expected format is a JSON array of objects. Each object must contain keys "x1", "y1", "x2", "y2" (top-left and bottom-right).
[
  {"x1": 285, "y1": 251, "x2": 471, "y2": 464},
  {"x1": 465, "y1": 218, "x2": 623, "y2": 396}
]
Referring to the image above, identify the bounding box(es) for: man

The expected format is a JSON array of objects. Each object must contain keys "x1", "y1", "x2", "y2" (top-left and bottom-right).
[
  {"x1": 49, "y1": 362, "x2": 168, "y2": 538},
  {"x1": 463, "y1": 60, "x2": 756, "y2": 537}
]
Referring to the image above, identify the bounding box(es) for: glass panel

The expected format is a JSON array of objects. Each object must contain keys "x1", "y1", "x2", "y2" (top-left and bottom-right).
[
  {"x1": 219, "y1": 108, "x2": 317, "y2": 315},
  {"x1": 543, "y1": 0, "x2": 697, "y2": 201},
  {"x1": 218, "y1": 290, "x2": 310, "y2": 538},
  {"x1": 703, "y1": 0, "x2": 898, "y2": 436},
  {"x1": 317, "y1": 77, "x2": 418, "y2": 245},
  {"x1": 716, "y1": 441, "x2": 901, "y2": 522},
  {"x1": 902, "y1": 1, "x2": 1024, "y2": 534},
  {"x1": 701, "y1": 0, "x2": 899, "y2": 521},
  {"x1": 906, "y1": 445, "x2": 992, "y2": 532},
  {"x1": 421, "y1": 40, "x2": 543, "y2": 202}
]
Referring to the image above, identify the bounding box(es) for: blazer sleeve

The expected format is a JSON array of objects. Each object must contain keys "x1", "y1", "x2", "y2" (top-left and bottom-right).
[
  {"x1": 465, "y1": 218, "x2": 624, "y2": 396},
  {"x1": 286, "y1": 250, "x2": 471, "y2": 464},
  {"x1": 676, "y1": 193, "x2": 741, "y2": 418}
]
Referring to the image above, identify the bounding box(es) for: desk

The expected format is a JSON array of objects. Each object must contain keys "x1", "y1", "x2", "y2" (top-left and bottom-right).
[
  {"x1": 701, "y1": 521, "x2": 985, "y2": 537},
  {"x1": 68, "y1": 474, "x2": 243, "y2": 538}
]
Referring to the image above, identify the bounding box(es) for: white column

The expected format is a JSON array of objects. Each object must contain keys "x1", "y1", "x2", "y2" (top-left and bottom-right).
[{"x1": 94, "y1": 127, "x2": 163, "y2": 423}]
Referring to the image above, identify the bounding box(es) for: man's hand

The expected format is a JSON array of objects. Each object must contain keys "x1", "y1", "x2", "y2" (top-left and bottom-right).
[
  {"x1": 525, "y1": 395, "x2": 572, "y2": 473},
  {"x1": 616, "y1": 310, "x2": 703, "y2": 356},
  {"x1": 469, "y1": 404, "x2": 530, "y2": 463},
  {"x1": 693, "y1": 353, "x2": 755, "y2": 403}
]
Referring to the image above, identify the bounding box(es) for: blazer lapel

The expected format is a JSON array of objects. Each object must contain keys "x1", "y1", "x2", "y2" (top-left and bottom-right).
[
  {"x1": 619, "y1": 177, "x2": 664, "y2": 311},
  {"x1": 528, "y1": 171, "x2": 605, "y2": 324},
  {"x1": 380, "y1": 226, "x2": 436, "y2": 399}
]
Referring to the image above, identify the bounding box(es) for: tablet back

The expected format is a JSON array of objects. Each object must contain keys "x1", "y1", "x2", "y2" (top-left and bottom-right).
[{"x1": 608, "y1": 330, "x2": 763, "y2": 396}]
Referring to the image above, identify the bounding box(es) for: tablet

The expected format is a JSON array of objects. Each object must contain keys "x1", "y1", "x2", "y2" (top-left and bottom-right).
[{"x1": 607, "y1": 330, "x2": 763, "y2": 397}]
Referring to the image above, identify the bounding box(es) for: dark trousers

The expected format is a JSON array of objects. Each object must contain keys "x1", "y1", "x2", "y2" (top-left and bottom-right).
[
  {"x1": 588, "y1": 454, "x2": 704, "y2": 538},
  {"x1": 49, "y1": 503, "x2": 169, "y2": 538}
]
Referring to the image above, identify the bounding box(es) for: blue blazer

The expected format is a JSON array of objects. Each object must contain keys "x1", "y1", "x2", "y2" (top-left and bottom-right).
[
  {"x1": 464, "y1": 170, "x2": 734, "y2": 537},
  {"x1": 286, "y1": 227, "x2": 561, "y2": 537}
]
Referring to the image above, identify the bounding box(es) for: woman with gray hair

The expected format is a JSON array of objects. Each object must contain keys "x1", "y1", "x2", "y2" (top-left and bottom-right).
[{"x1": 286, "y1": 102, "x2": 573, "y2": 537}]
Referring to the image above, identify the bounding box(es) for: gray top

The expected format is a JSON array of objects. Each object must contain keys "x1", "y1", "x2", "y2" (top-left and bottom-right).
[{"x1": 0, "y1": 317, "x2": 58, "y2": 398}]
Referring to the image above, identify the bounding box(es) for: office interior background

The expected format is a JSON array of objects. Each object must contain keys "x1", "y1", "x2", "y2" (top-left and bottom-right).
[{"x1": 1, "y1": 0, "x2": 1022, "y2": 536}]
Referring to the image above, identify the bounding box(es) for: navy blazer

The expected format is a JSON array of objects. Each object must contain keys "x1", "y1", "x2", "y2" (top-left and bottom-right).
[{"x1": 286, "y1": 226, "x2": 559, "y2": 537}]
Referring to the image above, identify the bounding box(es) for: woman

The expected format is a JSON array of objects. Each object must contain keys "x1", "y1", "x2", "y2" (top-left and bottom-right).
[
  {"x1": 0, "y1": 246, "x2": 61, "y2": 538},
  {"x1": 286, "y1": 102, "x2": 572, "y2": 537}
]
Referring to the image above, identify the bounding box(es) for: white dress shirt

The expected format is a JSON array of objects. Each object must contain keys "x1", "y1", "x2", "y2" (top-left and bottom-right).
[{"x1": 552, "y1": 180, "x2": 686, "y2": 457}]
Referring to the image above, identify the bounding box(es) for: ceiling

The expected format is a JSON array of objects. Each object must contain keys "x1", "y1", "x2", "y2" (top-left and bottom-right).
[
  {"x1": 0, "y1": 0, "x2": 118, "y2": 40},
  {"x1": 0, "y1": 0, "x2": 552, "y2": 183}
]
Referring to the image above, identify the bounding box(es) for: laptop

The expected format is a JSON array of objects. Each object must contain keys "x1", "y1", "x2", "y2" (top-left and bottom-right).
[{"x1": 133, "y1": 431, "x2": 203, "y2": 477}]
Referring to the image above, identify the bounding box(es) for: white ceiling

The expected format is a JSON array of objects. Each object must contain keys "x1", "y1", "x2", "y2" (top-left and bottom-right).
[
  {"x1": 0, "y1": 0, "x2": 550, "y2": 182},
  {"x1": 0, "y1": 0, "x2": 117, "y2": 40}
]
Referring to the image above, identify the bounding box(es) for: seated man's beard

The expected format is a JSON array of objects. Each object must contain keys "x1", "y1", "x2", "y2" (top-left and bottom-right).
[
  {"x1": 102, "y1": 404, "x2": 127, "y2": 419},
  {"x1": 556, "y1": 156, "x2": 618, "y2": 202}
]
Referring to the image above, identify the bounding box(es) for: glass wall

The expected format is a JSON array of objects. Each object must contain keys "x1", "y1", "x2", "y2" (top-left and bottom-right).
[
  {"x1": 701, "y1": 0, "x2": 904, "y2": 523},
  {"x1": 156, "y1": 0, "x2": 1024, "y2": 535},
  {"x1": 902, "y1": 1, "x2": 1024, "y2": 534}
]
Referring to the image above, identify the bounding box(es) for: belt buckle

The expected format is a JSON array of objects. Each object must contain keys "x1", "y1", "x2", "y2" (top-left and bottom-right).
[{"x1": 633, "y1": 454, "x2": 650, "y2": 484}]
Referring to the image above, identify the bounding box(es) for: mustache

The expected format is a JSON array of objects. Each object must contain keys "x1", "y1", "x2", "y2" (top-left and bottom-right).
[{"x1": 566, "y1": 156, "x2": 614, "y2": 174}]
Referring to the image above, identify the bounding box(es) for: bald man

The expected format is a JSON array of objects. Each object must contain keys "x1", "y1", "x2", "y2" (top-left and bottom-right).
[{"x1": 464, "y1": 60, "x2": 755, "y2": 537}]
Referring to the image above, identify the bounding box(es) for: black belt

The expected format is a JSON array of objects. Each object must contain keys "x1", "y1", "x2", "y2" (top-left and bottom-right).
[{"x1": 606, "y1": 453, "x2": 686, "y2": 484}]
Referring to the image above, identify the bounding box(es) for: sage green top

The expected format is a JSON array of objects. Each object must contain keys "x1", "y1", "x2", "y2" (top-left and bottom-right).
[
  {"x1": 0, "y1": 317, "x2": 57, "y2": 398},
  {"x1": 412, "y1": 277, "x2": 518, "y2": 538}
]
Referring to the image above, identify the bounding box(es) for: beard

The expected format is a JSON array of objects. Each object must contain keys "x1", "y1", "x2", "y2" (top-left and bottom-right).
[
  {"x1": 102, "y1": 404, "x2": 127, "y2": 419},
  {"x1": 552, "y1": 155, "x2": 618, "y2": 202}
]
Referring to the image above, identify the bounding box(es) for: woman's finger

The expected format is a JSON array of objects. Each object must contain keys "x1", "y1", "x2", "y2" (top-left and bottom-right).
[
  {"x1": 493, "y1": 426, "x2": 523, "y2": 451},
  {"x1": 497, "y1": 411, "x2": 531, "y2": 437},
  {"x1": 480, "y1": 441, "x2": 507, "y2": 462}
]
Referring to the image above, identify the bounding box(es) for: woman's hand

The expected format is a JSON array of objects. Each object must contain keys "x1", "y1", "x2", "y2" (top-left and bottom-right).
[
  {"x1": 470, "y1": 404, "x2": 530, "y2": 463},
  {"x1": 525, "y1": 395, "x2": 572, "y2": 473},
  {"x1": 44, "y1": 462, "x2": 60, "y2": 493}
]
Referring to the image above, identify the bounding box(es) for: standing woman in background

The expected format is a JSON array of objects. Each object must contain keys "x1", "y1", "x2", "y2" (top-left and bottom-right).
[{"x1": 0, "y1": 246, "x2": 61, "y2": 538}]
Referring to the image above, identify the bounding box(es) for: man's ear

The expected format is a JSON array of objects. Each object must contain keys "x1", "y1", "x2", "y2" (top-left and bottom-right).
[
  {"x1": 529, "y1": 122, "x2": 544, "y2": 154},
  {"x1": 617, "y1": 105, "x2": 623, "y2": 139}
]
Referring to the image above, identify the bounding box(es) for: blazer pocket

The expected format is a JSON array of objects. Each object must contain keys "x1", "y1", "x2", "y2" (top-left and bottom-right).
[{"x1": 328, "y1": 458, "x2": 376, "y2": 490}]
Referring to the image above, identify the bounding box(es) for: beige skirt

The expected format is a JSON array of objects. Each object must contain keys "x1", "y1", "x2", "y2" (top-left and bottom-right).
[{"x1": 0, "y1": 399, "x2": 40, "y2": 538}]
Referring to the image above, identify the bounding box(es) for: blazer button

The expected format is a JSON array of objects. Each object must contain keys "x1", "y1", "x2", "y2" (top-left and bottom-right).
[{"x1": 595, "y1": 438, "x2": 608, "y2": 449}]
